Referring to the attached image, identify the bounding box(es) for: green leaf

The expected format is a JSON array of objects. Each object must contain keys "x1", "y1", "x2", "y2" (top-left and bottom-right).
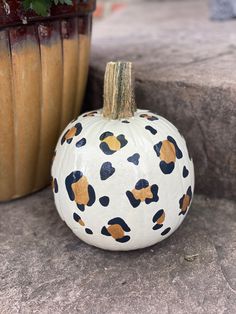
[
  {"x1": 32, "y1": 0, "x2": 51, "y2": 16},
  {"x1": 22, "y1": 0, "x2": 33, "y2": 10},
  {"x1": 23, "y1": 0, "x2": 73, "y2": 16},
  {"x1": 64, "y1": 0, "x2": 73, "y2": 4}
]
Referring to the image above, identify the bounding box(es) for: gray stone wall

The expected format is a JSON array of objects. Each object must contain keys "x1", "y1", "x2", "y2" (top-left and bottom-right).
[{"x1": 85, "y1": 0, "x2": 236, "y2": 200}]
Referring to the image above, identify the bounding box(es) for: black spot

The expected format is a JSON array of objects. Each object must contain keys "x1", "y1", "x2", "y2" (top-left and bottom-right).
[
  {"x1": 135, "y1": 179, "x2": 149, "y2": 190},
  {"x1": 153, "y1": 142, "x2": 162, "y2": 157},
  {"x1": 145, "y1": 184, "x2": 159, "y2": 204},
  {"x1": 116, "y1": 236, "x2": 130, "y2": 243},
  {"x1": 54, "y1": 178, "x2": 58, "y2": 193},
  {"x1": 100, "y1": 162, "x2": 115, "y2": 180},
  {"x1": 161, "y1": 227, "x2": 171, "y2": 236},
  {"x1": 160, "y1": 161, "x2": 175, "y2": 174},
  {"x1": 99, "y1": 131, "x2": 113, "y2": 141},
  {"x1": 99, "y1": 196, "x2": 110, "y2": 207},
  {"x1": 83, "y1": 111, "x2": 98, "y2": 117},
  {"x1": 76, "y1": 138, "x2": 86, "y2": 148},
  {"x1": 99, "y1": 142, "x2": 114, "y2": 155},
  {"x1": 117, "y1": 135, "x2": 128, "y2": 149},
  {"x1": 183, "y1": 166, "x2": 189, "y2": 178},
  {"x1": 153, "y1": 224, "x2": 162, "y2": 231},
  {"x1": 145, "y1": 125, "x2": 157, "y2": 135},
  {"x1": 126, "y1": 191, "x2": 141, "y2": 208},
  {"x1": 101, "y1": 226, "x2": 110, "y2": 236},
  {"x1": 85, "y1": 228, "x2": 93, "y2": 234},
  {"x1": 121, "y1": 120, "x2": 130, "y2": 123},
  {"x1": 140, "y1": 114, "x2": 158, "y2": 121},
  {"x1": 187, "y1": 186, "x2": 192, "y2": 197},
  {"x1": 127, "y1": 153, "x2": 140, "y2": 165},
  {"x1": 87, "y1": 185, "x2": 96, "y2": 206},
  {"x1": 73, "y1": 212, "x2": 81, "y2": 222},
  {"x1": 167, "y1": 136, "x2": 183, "y2": 159}
]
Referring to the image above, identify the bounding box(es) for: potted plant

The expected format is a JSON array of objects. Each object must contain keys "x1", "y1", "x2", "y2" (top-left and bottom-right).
[{"x1": 0, "y1": 0, "x2": 96, "y2": 201}]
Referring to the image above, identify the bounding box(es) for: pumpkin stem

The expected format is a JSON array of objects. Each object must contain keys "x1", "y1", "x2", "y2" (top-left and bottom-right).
[{"x1": 103, "y1": 61, "x2": 137, "y2": 119}]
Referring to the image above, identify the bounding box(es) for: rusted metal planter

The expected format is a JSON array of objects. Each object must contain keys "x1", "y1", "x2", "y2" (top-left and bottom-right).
[{"x1": 0, "y1": 0, "x2": 96, "y2": 201}]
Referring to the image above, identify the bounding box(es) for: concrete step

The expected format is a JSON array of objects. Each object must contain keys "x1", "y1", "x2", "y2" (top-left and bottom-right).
[
  {"x1": 1, "y1": 188, "x2": 236, "y2": 313},
  {"x1": 85, "y1": 0, "x2": 236, "y2": 200}
]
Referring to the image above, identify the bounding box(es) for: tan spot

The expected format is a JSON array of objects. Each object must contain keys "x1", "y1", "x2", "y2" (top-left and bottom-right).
[
  {"x1": 132, "y1": 186, "x2": 153, "y2": 202},
  {"x1": 79, "y1": 219, "x2": 85, "y2": 226},
  {"x1": 181, "y1": 195, "x2": 191, "y2": 211},
  {"x1": 102, "y1": 136, "x2": 121, "y2": 151},
  {"x1": 65, "y1": 127, "x2": 77, "y2": 140},
  {"x1": 157, "y1": 212, "x2": 165, "y2": 224},
  {"x1": 160, "y1": 140, "x2": 176, "y2": 163},
  {"x1": 72, "y1": 176, "x2": 89, "y2": 205},
  {"x1": 107, "y1": 224, "x2": 124, "y2": 239}
]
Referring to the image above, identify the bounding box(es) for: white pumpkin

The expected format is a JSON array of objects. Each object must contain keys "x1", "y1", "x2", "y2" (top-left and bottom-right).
[{"x1": 52, "y1": 62, "x2": 194, "y2": 251}]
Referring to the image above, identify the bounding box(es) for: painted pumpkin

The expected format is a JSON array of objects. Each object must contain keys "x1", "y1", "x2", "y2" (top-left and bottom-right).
[{"x1": 52, "y1": 61, "x2": 194, "y2": 251}]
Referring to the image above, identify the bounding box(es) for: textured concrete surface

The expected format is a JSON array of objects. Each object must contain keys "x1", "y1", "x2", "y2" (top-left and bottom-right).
[
  {"x1": 210, "y1": 0, "x2": 236, "y2": 20},
  {"x1": 85, "y1": 0, "x2": 236, "y2": 200},
  {"x1": 0, "y1": 188, "x2": 236, "y2": 313}
]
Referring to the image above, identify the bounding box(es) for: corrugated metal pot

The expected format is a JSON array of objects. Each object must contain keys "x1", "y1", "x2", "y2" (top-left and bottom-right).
[{"x1": 0, "y1": 0, "x2": 96, "y2": 201}]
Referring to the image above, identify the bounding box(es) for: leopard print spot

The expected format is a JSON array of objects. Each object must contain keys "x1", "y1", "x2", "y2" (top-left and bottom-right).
[
  {"x1": 160, "y1": 140, "x2": 176, "y2": 163},
  {"x1": 107, "y1": 224, "x2": 125, "y2": 239}
]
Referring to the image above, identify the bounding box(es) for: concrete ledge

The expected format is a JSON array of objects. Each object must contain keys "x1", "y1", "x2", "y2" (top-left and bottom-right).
[
  {"x1": 1, "y1": 188, "x2": 236, "y2": 313},
  {"x1": 85, "y1": 0, "x2": 236, "y2": 199}
]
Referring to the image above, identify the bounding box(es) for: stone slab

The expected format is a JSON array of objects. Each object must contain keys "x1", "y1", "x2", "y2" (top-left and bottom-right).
[
  {"x1": 0, "y1": 188, "x2": 236, "y2": 313},
  {"x1": 85, "y1": 0, "x2": 236, "y2": 200}
]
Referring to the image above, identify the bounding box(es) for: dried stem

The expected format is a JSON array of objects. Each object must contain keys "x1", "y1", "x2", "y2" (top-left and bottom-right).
[{"x1": 103, "y1": 61, "x2": 137, "y2": 119}]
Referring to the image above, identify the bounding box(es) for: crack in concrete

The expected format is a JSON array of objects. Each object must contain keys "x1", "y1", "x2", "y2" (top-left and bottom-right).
[
  {"x1": 181, "y1": 50, "x2": 235, "y2": 67},
  {"x1": 92, "y1": 46, "x2": 236, "y2": 73},
  {"x1": 213, "y1": 245, "x2": 236, "y2": 296},
  {"x1": 201, "y1": 216, "x2": 236, "y2": 297},
  {"x1": 146, "y1": 49, "x2": 236, "y2": 72}
]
